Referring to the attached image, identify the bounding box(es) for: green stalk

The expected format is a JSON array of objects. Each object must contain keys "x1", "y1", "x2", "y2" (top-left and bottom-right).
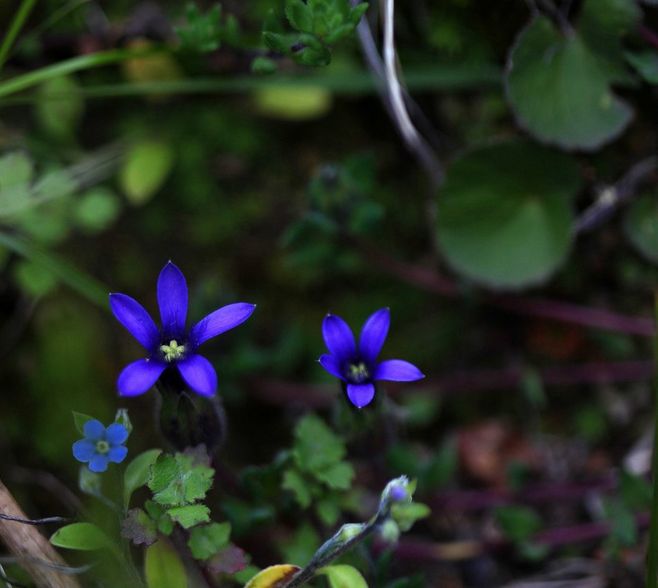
[
  {"x1": 647, "y1": 291, "x2": 658, "y2": 587},
  {"x1": 0, "y1": 0, "x2": 38, "y2": 71},
  {"x1": 0, "y1": 47, "x2": 154, "y2": 99}
]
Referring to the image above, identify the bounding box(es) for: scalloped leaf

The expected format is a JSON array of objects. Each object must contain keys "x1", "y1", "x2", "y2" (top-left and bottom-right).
[{"x1": 436, "y1": 142, "x2": 581, "y2": 289}]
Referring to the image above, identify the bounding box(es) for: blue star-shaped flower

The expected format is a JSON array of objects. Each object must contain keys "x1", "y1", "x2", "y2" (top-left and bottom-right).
[
  {"x1": 110, "y1": 261, "x2": 255, "y2": 397},
  {"x1": 72, "y1": 419, "x2": 128, "y2": 473},
  {"x1": 319, "y1": 308, "x2": 425, "y2": 409}
]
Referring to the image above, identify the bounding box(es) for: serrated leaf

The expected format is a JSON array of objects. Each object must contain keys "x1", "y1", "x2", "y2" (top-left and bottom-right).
[
  {"x1": 506, "y1": 16, "x2": 632, "y2": 150},
  {"x1": 176, "y1": 3, "x2": 223, "y2": 53},
  {"x1": 624, "y1": 192, "x2": 658, "y2": 263},
  {"x1": 148, "y1": 453, "x2": 214, "y2": 507},
  {"x1": 167, "y1": 504, "x2": 210, "y2": 529},
  {"x1": 436, "y1": 141, "x2": 580, "y2": 289},
  {"x1": 293, "y1": 415, "x2": 345, "y2": 474},
  {"x1": 50, "y1": 522, "x2": 108, "y2": 551},
  {"x1": 318, "y1": 565, "x2": 368, "y2": 588},
  {"x1": 119, "y1": 140, "x2": 174, "y2": 205},
  {"x1": 122, "y1": 508, "x2": 158, "y2": 546},
  {"x1": 124, "y1": 449, "x2": 162, "y2": 508},
  {"x1": 145, "y1": 539, "x2": 188, "y2": 588},
  {"x1": 315, "y1": 461, "x2": 354, "y2": 490},
  {"x1": 282, "y1": 468, "x2": 312, "y2": 508},
  {"x1": 187, "y1": 522, "x2": 231, "y2": 560},
  {"x1": 244, "y1": 564, "x2": 301, "y2": 588}
]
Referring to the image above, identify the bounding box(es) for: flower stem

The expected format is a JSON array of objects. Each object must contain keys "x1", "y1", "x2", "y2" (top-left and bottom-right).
[{"x1": 647, "y1": 291, "x2": 658, "y2": 587}]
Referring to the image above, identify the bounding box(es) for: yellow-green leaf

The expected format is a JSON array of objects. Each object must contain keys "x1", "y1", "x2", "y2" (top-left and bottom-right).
[
  {"x1": 119, "y1": 140, "x2": 174, "y2": 205},
  {"x1": 244, "y1": 564, "x2": 301, "y2": 588},
  {"x1": 145, "y1": 539, "x2": 187, "y2": 588},
  {"x1": 50, "y1": 522, "x2": 108, "y2": 551},
  {"x1": 318, "y1": 565, "x2": 368, "y2": 588}
]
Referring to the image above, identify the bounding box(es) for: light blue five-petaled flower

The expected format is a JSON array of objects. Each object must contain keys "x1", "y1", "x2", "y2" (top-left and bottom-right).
[
  {"x1": 110, "y1": 261, "x2": 255, "y2": 397},
  {"x1": 72, "y1": 419, "x2": 128, "y2": 473},
  {"x1": 319, "y1": 308, "x2": 425, "y2": 409}
]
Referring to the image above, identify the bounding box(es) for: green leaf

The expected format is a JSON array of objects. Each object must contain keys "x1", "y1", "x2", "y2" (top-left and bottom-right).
[
  {"x1": 285, "y1": 0, "x2": 314, "y2": 33},
  {"x1": 0, "y1": 151, "x2": 33, "y2": 213},
  {"x1": 166, "y1": 504, "x2": 210, "y2": 529},
  {"x1": 626, "y1": 51, "x2": 658, "y2": 84},
  {"x1": 315, "y1": 461, "x2": 354, "y2": 490},
  {"x1": 436, "y1": 141, "x2": 580, "y2": 289},
  {"x1": 506, "y1": 16, "x2": 632, "y2": 150},
  {"x1": 124, "y1": 449, "x2": 162, "y2": 508},
  {"x1": 495, "y1": 505, "x2": 543, "y2": 543},
  {"x1": 50, "y1": 522, "x2": 108, "y2": 551},
  {"x1": 14, "y1": 259, "x2": 57, "y2": 296},
  {"x1": 282, "y1": 468, "x2": 312, "y2": 508},
  {"x1": 293, "y1": 415, "x2": 346, "y2": 474},
  {"x1": 390, "y1": 502, "x2": 430, "y2": 532},
  {"x1": 253, "y1": 85, "x2": 332, "y2": 120},
  {"x1": 145, "y1": 539, "x2": 188, "y2": 588},
  {"x1": 188, "y1": 522, "x2": 231, "y2": 560},
  {"x1": 73, "y1": 187, "x2": 121, "y2": 234},
  {"x1": 35, "y1": 76, "x2": 84, "y2": 138},
  {"x1": 620, "y1": 470, "x2": 652, "y2": 510},
  {"x1": 318, "y1": 565, "x2": 368, "y2": 588},
  {"x1": 624, "y1": 192, "x2": 658, "y2": 263},
  {"x1": 145, "y1": 500, "x2": 175, "y2": 535},
  {"x1": 78, "y1": 466, "x2": 103, "y2": 498},
  {"x1": 315, "y1": 497, "x2": 340, "y2": 526},
  {"x1": 176, "y1": 3, "x2": 223, "y2": 53},
  {"x1": 148, "y1": 453, "x2": 214, "y2": 507},
  {"x1": 72, "y1": 411, "x2": 94, "y2": 435},
  {"x1": 119, "y1": 140, "x2": 174, "y2": 205}
]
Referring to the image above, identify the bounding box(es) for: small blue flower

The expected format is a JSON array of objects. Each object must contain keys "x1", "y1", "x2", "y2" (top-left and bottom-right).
[
  {"x1": 72, "y1": 419, "x2": 129, "y2": 473},
  {"x1": 110, "y1": 261, "x2": 256, "y2": 398},
  {"x1": 319, "y1": 308, "x2": 425, "y2": 409}
]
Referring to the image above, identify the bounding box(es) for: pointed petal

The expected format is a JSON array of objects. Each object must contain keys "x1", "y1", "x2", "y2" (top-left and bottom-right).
[
  {"x1": 89, "y1": 455, "x2": 109, "y2": 473},
  {"x1": 177, "y1": 354, "x2": 217, "y2": 397},
  {"x1": 374, "y1": 359, "x2": 425, "y2": 382},
  {"x1": 359, "y1": 308, "x2": 390, "y2": 363},
  {"x1": 117, "y1": 359, "x2": 166, "y2": 397},
  {"x1": 319, "y1": 354, "x2": 345, "y2": 380},
  {"x1": 83, "y1": 419, "x2": 105, "y2": 441},
  {"x1": 106, "y1": 423, "x2": 129, "y2": 445},
  {"x1": 346, "y1": 383, "x2": 375, "y2": 409},
  {"x1": 322, "y1": 314, "x2": 356, "y2": 362},
  {"x1": 109, "y1": 293, "x2": 159, "y2": 352},
  {"x1": 108, "y1": 446, "x2": 128, "y2": 464},
  {"x1": 157, "y1": 261, "x2": 188, "y2": 339},
  {"x1": 72, "y1": 440, "x2": 95, "y2": 462},
  {"x1": 190, "y1": 302, "x2": 256, "y2": 348}
]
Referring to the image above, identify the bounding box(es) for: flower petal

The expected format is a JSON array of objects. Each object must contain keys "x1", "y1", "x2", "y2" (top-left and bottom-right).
[
  {"x1": 83, "y1": 419, "x2": 105, "y2": 441},
  {"x1": 322, "y1": 314, "x2": 356, "y2": 362},
  {"x1": 108, "y1": 446, "x2": 128, "y2": 464},
  {"x1": 117, "y1": 359, "x2": 166, "y2": 397},
  {"x1": 157, "y1": 261, "x2": 188, "y2": 339},
  {"x1": 374, "y1": 359, "x2": 425, "y2": 382},
  {"x1": 106, "y1": 423, "x2": 129, "y2": 445},
  {"x1": 89, "y1": 454, "x2": 109, "y2": 473},
  {"x1": 109, "y1": 293, "x2": 159, "y2": 352},
  {"x1": 72, "y1": 440, "x2": 95, "y2": 462},
  {"x1": 190, "y1": 302, "x2": 256, "y2": 348},
  {"x1": 177, "y1": 354, "x2": 217, "y2": 397},
  {"x1": 319, "y1": 354, "x2": 345, "y2": 380},
  {"x1": 346, "y1": 383, "x2": 375, "y2": 409},
  {"x1": 359, "y1": 308, "x2": 390, "y2": 363}
]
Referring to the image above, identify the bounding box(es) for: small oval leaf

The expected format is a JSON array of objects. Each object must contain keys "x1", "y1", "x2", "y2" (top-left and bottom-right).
[
  {"x1": 50, "y1": 522, "x2": 108, "y2": 551},
  {"x1": 318, "y1": 565, "x2": 368, "y2": 588},
  {"x1": 145, "y1": 539, "x2": 187, "y2": 588}
]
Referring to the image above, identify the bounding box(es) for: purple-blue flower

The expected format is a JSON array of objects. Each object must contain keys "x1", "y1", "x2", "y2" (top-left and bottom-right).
[
  {"x1": 72, "y1": 419, "x2": 128, "y2": 473},
  {"x1": 110, "y1": 261, "x2": 255, "y2": 398},
  {"x1": 319, "y1": 308, "x2": 425, "y2": 409}
]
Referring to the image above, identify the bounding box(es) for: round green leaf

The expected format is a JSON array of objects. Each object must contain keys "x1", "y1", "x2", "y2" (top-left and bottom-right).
[
  {"x1": 36, "y1": 76, "x2": 84, "y2": 138},
  {"x1": 318, "y1": 565, "x2": 368, "y2": 588},
  {"x1": 623, "y1": 192, "x2": 658, "y2": 263},
  {"x1": 506, "y1": 16, "x2": 632, "y2": 150},
  {"x1": 253, "y1": 86, "x2": 332, "y2": 120},
  {"x1": 119, "y1": 140, "x2": 174, "y2": 205},
  {"x1": 436, "y1": 142, "x2": 581, "y2": 289},
  {"x1": 74, "y1": 188, "x2": 121, "y2": 233},
  {"x1": 50, "y1": 522, "x2": 108, "y2": 551}
]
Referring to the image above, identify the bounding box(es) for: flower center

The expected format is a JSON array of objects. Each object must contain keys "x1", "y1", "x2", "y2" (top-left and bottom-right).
[
  {"x1": 348, "y1": 362, "x2": 370, "y2": 383},
  {"x1": 95, "y1": 440, "x2": 110, "y2": 454},
  {"x1": 160, "y1": 339, "x2": 186, "y2": 362}
]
